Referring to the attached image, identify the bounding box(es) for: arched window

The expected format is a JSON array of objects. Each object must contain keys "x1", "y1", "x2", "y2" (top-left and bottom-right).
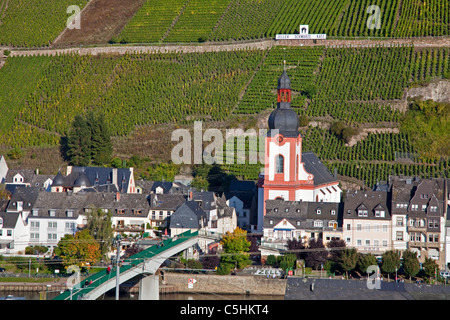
[{"x1": 276, "y1": 155, "x2": 284, "y2": 173}]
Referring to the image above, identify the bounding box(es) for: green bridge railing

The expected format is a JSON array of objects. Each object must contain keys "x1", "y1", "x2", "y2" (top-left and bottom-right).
[{"x1": 53, "y1": 230, "x2": 198, "y2": 300}]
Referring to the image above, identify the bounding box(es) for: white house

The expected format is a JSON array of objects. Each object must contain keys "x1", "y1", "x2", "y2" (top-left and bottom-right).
[{"x1": 0, "y1": 212, "x2": 28, "y2": 254}]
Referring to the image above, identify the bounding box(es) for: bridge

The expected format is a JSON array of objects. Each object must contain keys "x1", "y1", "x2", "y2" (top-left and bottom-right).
[{"x1": 53, "y1": 230, "x2": 216, "y2": 300}]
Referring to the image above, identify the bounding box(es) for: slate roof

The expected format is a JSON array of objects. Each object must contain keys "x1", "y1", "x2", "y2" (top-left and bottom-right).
[
  {"x1": 191, "y1": 191, "x2": 217, "y2": 211},
  {"x1": 343, "y1": 190, "x2": 391, "y2": 220},
  {"x1": 170, "y1": 201, "x2": 207, "y2": 229},
  {"x1": 302, "y1": 152, "x2": 338, "y2": 186},
  {"x1": 391, "y1": 176, "x2": 446, "y2": 217},
  {"x1": 149, "y1": 193, "x2": 186, "y2": 211},
  {"x1": 53, "y1": 166, "x2": 133, "y2": 193},
  {"x1": 6, "y1": 187, "x2": 41, "y2": 212},
  {"x1": 264, "y1": 199, "x2": 342, "y2": 230},
  {"x1": 4, "y1": 169, "x2": 35, "y2": 184},
  {"x1": 0, "y1": 212, "x2": 20, "y2": 229}
]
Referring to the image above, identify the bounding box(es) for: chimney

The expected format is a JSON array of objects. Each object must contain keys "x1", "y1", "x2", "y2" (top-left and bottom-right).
[
  {"x1": 115, "y1": 192, "x2": 120, "y2": 202},
  {"x1": 112, "y1": 168, "x2": 118, "y2": 188},
  {"x1": 66, "y1": 165, "x2": 73, "y2": 176}
]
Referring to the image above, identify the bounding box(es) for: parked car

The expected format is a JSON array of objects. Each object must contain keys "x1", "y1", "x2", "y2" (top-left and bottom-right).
[
  {"x1": 439, "y1": 271, "x2": 450, "y2": 278},
  {"x1": 0, "y1": 267, "x2": 6, "y2": 273}
]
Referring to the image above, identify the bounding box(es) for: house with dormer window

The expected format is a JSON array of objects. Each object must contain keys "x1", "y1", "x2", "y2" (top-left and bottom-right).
[{"x1": 343, "y1": 190, "x2": 391, "y2": 255}]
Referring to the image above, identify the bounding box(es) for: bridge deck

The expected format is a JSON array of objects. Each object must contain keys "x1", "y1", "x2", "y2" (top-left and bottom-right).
[{"x1": 53, "y1": 230, "x2": 198, "y2": 300}]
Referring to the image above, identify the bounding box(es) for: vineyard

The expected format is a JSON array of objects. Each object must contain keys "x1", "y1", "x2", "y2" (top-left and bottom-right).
[
  {"x1": 0, "y1": 43, "x2": 448, "y2": 187},
  {"x1": 0, "y1": 0, "x2": 88, "y2": 47},
  {"x1": 118, "y1": 0, "x2": 187, "y2": 43},
  {"x1": 115, "y1": 0, "x2": 449, "y2": 44},
  {"x1": 0, "y1": 50, "x2": 265, "y2": 146}
]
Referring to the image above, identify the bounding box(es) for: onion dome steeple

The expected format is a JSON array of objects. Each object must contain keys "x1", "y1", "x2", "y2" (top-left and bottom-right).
[{"x1": 268, "y1": 69, "x2": 299, "y2": 137}]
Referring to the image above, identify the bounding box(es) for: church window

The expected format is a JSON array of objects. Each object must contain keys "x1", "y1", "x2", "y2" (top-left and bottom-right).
[{"x1": 275, "y1": 155, "x2": 284, "y2": 174}]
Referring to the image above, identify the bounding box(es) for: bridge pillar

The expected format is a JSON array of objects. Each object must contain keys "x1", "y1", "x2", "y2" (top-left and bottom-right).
[{"x1": 139, "y1": 275, "x2": 159, "y2": 300}]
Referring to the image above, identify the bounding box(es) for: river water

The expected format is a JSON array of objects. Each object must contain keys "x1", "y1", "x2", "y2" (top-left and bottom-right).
[{"x1": 0, "y1": 290, "x2": 284, "y2": 300}]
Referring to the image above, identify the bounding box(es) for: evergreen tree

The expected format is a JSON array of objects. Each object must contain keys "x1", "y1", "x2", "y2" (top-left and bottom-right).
[
  {"x1": 87, "y1": 112, "x2": 112, "y2": 166},
  {"x1": 66, "y1": 115, "x2": 91, "y2": 166},
  {"x1": 66, "y1": 113, "x2": 112, "y2": 166}
]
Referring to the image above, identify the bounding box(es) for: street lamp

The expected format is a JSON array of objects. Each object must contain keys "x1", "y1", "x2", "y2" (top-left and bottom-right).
[{"x1": 113, "y1": 234, "x2": 122, "y2": 300}]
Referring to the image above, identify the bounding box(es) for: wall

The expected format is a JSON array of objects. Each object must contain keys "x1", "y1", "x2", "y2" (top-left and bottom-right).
[{"x1": 162, "y1": 273, "x2": 286, "y2": 296}]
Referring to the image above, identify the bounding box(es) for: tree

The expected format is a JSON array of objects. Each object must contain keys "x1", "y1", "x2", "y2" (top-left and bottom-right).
[
  {"x1": 286, "y1": 238, "x2": 306, "y2": 260},
  {"x1": 339, "y1": 248, "x2": 358, "y2": 278},
  {"x1": 54, "y1": 229, "x2": 101, "y2": 269},
  {"x1": 85, "y1": 206, "x2": 113, "y2": 259},
  {"x1": 402, "y1": 250, "x2": 420, "y2": 281},
  {"x1": 304, "y1": 238, "x2": 328, "y2": 270},
  {"x1": 219, "y1": 227, "x2": 251, "y2": 271},
  {"x1": 356, "y1": 253, "x2": 377, "y2": 275},
  {"x1": 66, "y1": 115, "x2": 92, "y2": 166},
  {"x1": 279, "y1": 254, "x2": 297, "y2": 272},
  {"x1": 421, "y1": 257, "x2": 439, "y2": 280},
  {"x1": 65, "y1": 112, "x2": 112, "y2": 167},
  {"x1": 87, "y1": 112, "x2": 112, "y2": 166},
  {"x1": 381, "y1": 250, "x2": 401, "y2": 281}
]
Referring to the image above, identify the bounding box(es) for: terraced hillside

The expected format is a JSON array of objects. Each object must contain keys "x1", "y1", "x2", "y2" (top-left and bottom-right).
[
  {"x1": 1, "y1": 44, "x2": 448, "y2": 186},
  {"x1": 116, "y1": 0, "x2": 450, "y2": 44}
]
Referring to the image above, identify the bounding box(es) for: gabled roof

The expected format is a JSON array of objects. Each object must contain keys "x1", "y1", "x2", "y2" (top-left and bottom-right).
[
  {"x1": 0, "y1": 212, "x2": 20, "y2": 229},
  {"x1": 302, "y1": 152, "x2": 338, "y2": 186},
  {"x1": 170, "y1": 201, "x2": 206, "y2": 229},
  {"x1": 344, "y1": 190, "x2": 390, "y2": 220},
  {"x1": 6, "y1": 187, "x2": 40, "y2": 212}
]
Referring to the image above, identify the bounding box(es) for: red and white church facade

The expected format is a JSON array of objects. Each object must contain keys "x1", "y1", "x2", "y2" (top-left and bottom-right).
[{"x1": 256, "y1": 70, "x2": 341, "y2": 232}]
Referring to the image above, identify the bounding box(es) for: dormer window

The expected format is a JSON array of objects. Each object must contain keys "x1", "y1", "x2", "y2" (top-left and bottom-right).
[
  {"x1": 316, "y1": 209, "x2": 321, "y2": 215},
  {"x1": 375, "y1": 210, "x2": 385, "y2": 217},
  {"x1": 331, "y1": 209, "x2": 336, "y2": 215},
  {"x1": 49, "y1": 210, "x2": 56, "y2": 217},
  {"x1": 285, "y1": 208, "x2": 289, "y2": 212},
  {"x1": 116, "y1": 209, "x2": 125, "y2": 215},
  {"x1": 358, "y1": 210, "x2": 368, "y2": 217},
  {"x1": 66, "y1": 210, "x2": 73, "y2": 217},
  {"x1": 269, "y1": 220, "x2": 274, "y2": 225},
  {"x1": 32, "y1": 209, "x2": 39, "y2": 216}
]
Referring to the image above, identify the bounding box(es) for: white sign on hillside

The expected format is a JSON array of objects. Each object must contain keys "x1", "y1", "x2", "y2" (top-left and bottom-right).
[{"x1": 276, "y1": 24, "x2": 326, "y2": 40}]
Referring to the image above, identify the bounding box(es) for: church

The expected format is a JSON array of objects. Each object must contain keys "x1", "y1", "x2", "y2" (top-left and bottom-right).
[{"x1": 256, "y1": 70, "x2": 342, "y2": 232}]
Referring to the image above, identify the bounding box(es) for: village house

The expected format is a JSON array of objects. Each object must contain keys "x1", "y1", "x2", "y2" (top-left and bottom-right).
[
  {"x1": 51, "y1": 166, "x2": 136, "y2": 194},
  {"x1": 0, "y1": 212, "x2": 28, "y2": 254},
  {"x1": 343, "y1": 189, "x2": 392, "y2": 256}
]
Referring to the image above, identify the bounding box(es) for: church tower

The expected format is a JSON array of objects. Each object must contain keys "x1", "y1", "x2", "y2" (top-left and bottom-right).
[{"x1": 256, "y1": 70, "x2": 341, "y2": 232}]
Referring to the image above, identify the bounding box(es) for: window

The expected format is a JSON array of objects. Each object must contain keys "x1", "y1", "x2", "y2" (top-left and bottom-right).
[
  {"x1": 430, "y1": 206, "x2": 437, "y2": 212},
  {"x1": 48, "y1": 222, "x2": 57, "y2": 229},
  {"x1": 373, "y1": 224, "x2": 379, "y2": 233},
  {"x1": 365, "y1": 224, "x2": 370, "y2": 232},
  {"x1": 47, "y1": 234, "x2": 57, "y2": 240},
  {"x1": 314, "y1": 220, "x2": 323, "y2": 227},
  {"x1": 375, "y1": 210, "x2": 385, "y2": 217},
  {"x1": 32, "y1": 209, "x2": 39, "y2": 216},
  {"x1": 357, "y1": 239, "x2": 362, "y2": 246},
  {"x1": 382, "y1": 225, "x2": 388, "y2": 232},
  {"x1": 365, "y1": 240, "x2": 370, "y2": 246},
  {"x1": 275, "y1": 155, "x2": 284, "y2": 174},
  {"x1": 7, "y1": 230, "x2": 12, "y2": 237},
  {"x1": 358, "y1": 210, "x2": 368, "y2": 217},
  {"x1": 331, "y1": 210, "x2": 336, "y2": 215},
  {"x1": 374, "y1": 240, "x2": 379, "y2": 247},
  {"x1": 422, "y1": 205, "x2": 427, "y2": 211},
  {"x1": 316, "y1": 209, "x2": 321, "y2": 215},
  {"x1": 49, "y1": 210, "x2": 56, "y2": 217},
  {"x1": 356, "y1": 224, "x2": 362, "y2": 231},
  {"x1": 31, "y1": 221, "x2": 40, "y2": 228},
  {"x1": 346, "y1": 224, "x2": 351, "y2": 231},
  {"x1": 429, "y1": 234, "x2": 439, "y2": 243},
  {"x1": 396, "y1": 231, "x2": 403, "y2": 241},
  {"x1": 296, "y1": 221, "x2": 301, "y2": 226},
  {"x1": 66, "y1": 210, "x2": 73, "y2": 217},
  {"x1": 346, "y1": 237, "x2": 351, "y2": 243},
  {"x1": 411, "y1": 204, "x2": 418, "y2": 211},
  {"x1": 396, "y1": 217, "x2": 403, "y2": 226},
  {"x1": 269, "y1": 220, "x2": 274, "y2": 225},
  {"x1": 382, "y1": 240, "x2": 388, "y2": 247},
  {"x1": 428, "y1": 220, "x2": 438, "y2": 228}
]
